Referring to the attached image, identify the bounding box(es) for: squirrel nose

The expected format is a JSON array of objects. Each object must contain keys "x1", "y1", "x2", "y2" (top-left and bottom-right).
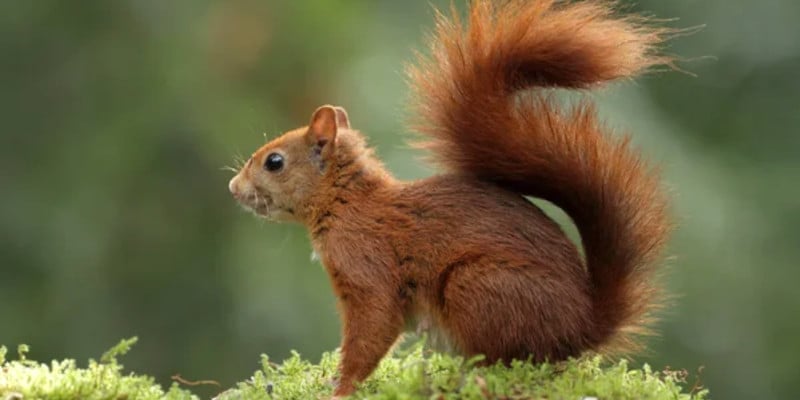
[{"x1": 228, "y1": 175, "x2": 241, "y2": 198}]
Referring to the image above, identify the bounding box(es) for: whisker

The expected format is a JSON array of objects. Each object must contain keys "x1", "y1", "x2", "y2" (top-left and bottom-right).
[
  {"x1": 233, "y1": 153, "x2": 247, "y2": 170},
  {"x1": 220, "y1": 165, "x2": 239, "y2": 173}
]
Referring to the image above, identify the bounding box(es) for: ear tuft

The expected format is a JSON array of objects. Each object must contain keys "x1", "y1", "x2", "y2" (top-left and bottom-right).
[{"x1": 334, "y1": 106, "x2": 350, "y2": 129}]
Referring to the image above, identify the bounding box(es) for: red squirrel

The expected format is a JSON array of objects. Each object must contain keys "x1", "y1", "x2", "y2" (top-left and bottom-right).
[{"x1": 229, "y1": 0, "x2": 674, "y2": 396}]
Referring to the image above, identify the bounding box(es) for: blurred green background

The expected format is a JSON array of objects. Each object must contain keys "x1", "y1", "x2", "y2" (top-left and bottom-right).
[{"x1": 1, "y1": 0, "x2": 798, "y2": 398}]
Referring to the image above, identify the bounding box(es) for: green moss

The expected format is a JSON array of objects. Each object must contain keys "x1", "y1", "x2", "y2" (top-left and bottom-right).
[
  {"x1": 219, "y1": 341, "x2": 708, "y2": 400},
  {"x1": 0, "y1": 338, "x2": 196, "y2": 400},
  {"x1": 1, "y1": 339, "x2": 707, "y2": 400}
]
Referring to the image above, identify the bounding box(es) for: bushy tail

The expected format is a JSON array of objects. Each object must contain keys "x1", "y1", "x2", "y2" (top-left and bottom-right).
[{"x1": 407, "y1": 0, "x2": 674, "y2": 352}]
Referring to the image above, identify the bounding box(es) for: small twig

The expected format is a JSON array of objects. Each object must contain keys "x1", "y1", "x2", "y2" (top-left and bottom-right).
[
  {"x1": 688, "y1": 365, "x2": 706, "y2": 395},
  {"x1": 171, "y1": 373, "x2": 221, "y2": 387}
]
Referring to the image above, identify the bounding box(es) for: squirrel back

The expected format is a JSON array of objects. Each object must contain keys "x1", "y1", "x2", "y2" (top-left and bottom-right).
[{"x1": 406, "y1": 0, "x2": 674, "y2": 352}]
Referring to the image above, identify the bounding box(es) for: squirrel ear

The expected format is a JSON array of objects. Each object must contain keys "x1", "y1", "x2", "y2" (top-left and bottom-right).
[
  {"x1": 333, "y1": 106, "x2": 350, "y2": 129},
  {"x1": 308, "y1": 105, "x2": 339, "y2": 150}
]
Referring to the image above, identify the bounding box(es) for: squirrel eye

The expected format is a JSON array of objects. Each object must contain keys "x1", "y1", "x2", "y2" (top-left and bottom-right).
[{"x1": 264, "y1": 153, "x2": 284, "y2": 172}]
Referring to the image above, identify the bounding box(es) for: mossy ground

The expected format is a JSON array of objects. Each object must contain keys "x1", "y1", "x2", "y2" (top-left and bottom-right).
[{"x1": 1, "y1": 338, "x2": 707, "y2": 400}]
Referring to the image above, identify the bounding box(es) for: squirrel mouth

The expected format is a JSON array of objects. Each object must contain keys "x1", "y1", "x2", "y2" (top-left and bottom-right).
[{"x1": 237, "y1": 191, "x2": 274, "y2": 217}]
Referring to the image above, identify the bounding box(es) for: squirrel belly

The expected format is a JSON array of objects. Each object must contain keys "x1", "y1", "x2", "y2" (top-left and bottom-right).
[{"x1": 228, "y1": 0, "x2": 676, "y2": 396}]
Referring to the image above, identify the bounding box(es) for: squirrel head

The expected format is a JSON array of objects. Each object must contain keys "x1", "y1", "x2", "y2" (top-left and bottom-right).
[{"x1": 228, "y1": 105, "x2": 385, "y2": 224}]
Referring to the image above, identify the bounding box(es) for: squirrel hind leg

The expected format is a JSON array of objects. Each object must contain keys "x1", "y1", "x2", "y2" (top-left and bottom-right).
[{"x1": 435, "y1": 260, "x2": 595, "y2": 363}]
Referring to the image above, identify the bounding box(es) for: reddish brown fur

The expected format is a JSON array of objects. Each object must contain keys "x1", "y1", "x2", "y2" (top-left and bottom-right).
[{"x1": 228, "y1": 0, "x2": 674, "y2": 396}]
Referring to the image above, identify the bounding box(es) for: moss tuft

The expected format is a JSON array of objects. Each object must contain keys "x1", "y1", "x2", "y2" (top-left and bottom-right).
[
  {"x1": 0, "y1": 338, "x2": 196, "y2": 400},
  {"x1": 218, "y1": 340, "x2": 708, "y2": 400}
]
